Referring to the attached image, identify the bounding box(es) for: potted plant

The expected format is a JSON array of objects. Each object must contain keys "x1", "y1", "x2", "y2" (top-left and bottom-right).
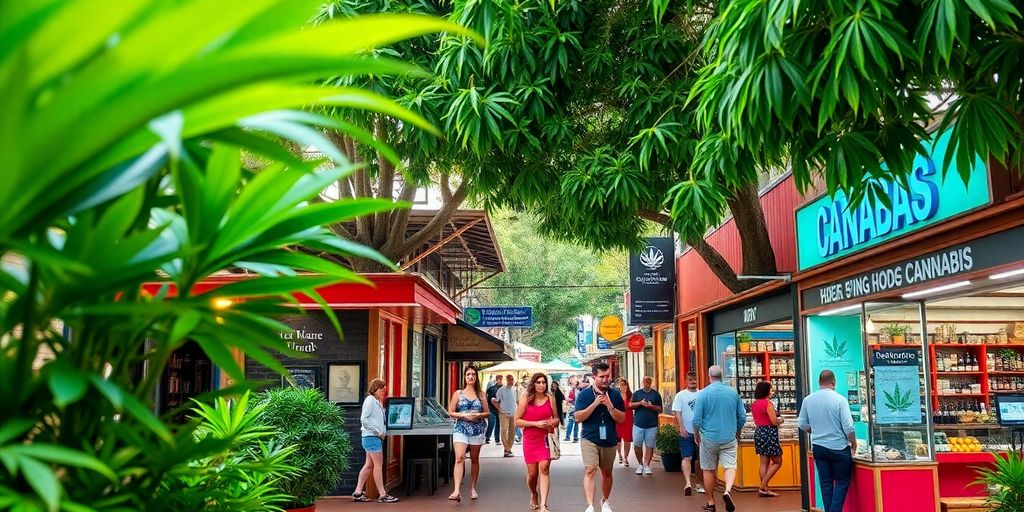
[
  {"x1": 881, "y1": 324, "x2": 909, "y2": 344},
  {"x1": 973, "y1": 451, "x2": 1024, "y2": 511},
  {"x1": 253, "y1": 387, "x2": 352, "y2": 512},
  {"x1": 737, "y1": 332, "x2": 753, "y2": 352},
  {"x1": 656, "y1": 424, "x2": 682, "y2": 472}
]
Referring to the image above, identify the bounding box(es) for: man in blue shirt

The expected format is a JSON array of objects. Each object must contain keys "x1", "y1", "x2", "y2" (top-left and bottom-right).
[
  {"x1": 629, "y1": 375, "x2": 662, "y2": 475},
  {"x1": 692, "y1": 365, "x2": 746, "y2": 512},
  {"x1": 574, "y1": 363, "x2": 625, "y2": 512},
  {"x1": 798, "y1": 370, "x2": 857, "y2": 512}
]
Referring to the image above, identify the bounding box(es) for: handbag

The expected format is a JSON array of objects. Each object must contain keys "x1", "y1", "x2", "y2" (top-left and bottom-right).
[{"x1": 547, "y1": 395, "x2": 561, "y2": 460}]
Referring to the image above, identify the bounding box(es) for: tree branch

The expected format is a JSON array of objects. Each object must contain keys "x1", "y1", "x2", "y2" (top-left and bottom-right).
[
  {"x1": 372, "y1": 118, "x2": 395, "y2": 247},
  {"x1": 689, "y1": 236, "x2": 748, "y2": 293},
  {"x1": 637, "y1": 208, "x2": 672, "y2": 228},
  {"x1": 396, "y1": 180, "x2": 468, "y2": 259},
  {"x1": 383, "y1": 180, "x2": 420, "y2": 255}
]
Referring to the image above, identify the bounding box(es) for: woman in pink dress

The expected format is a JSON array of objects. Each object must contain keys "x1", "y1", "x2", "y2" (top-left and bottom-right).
[{"x1": 515, "y1": 372, "x2": 558, "y2": 512}]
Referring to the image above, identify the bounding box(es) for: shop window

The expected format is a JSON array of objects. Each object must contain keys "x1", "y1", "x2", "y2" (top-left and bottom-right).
[
  {"x1": 660, "y1": 328, "x2": 676, "y2": 405},
  {"x1": 688, "y1": 323, "x2": 697, "y2": 375},
  {"x1": 424, "y1": 333, "x2": 438, "y2": 399}
]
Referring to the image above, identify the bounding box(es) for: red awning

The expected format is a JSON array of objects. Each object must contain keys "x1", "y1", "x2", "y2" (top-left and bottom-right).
[{"x1": 142, "y1": 272, "x2": 461, "y2": 325}]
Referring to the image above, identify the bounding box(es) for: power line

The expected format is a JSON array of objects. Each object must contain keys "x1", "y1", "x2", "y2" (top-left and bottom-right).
[{"x1": 472, "y1": 284, "x2": 626, "y2": 289}]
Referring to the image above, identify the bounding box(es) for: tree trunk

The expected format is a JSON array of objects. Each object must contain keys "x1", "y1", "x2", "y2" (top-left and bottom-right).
[
  {"x1": 688, "y1": 237, "x2": 746, "y2": 293},
  {"x1": 726, "y1": 182, "x2": 777, "y2": 277}
]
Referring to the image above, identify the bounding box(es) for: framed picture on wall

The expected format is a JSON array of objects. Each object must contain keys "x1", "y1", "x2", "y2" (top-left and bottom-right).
[
  {"x1": 282, "y1": 366, "x2": 320, "y2": 389},
  {"x1": 385, "y1": 397, "x2": 415, "y2": 430},
  {"x1": 327, "y1": 362, "x2": 365, "y2": 405}
]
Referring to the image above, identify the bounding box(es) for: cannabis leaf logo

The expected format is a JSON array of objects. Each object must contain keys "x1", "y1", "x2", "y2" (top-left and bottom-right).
[
  {"x1": 639, "y1": 246, "x2": 664, "y2": 270},
  {"x1": 882, "y1": 382, "x2": 914, "y2": 412},
  {"x1": 823, "y1": 335, "x2": 847, "y2": 358}
]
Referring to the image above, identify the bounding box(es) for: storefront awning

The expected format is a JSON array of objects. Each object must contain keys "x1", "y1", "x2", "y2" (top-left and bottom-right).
[{"x1": 446, "y1": 319, "x2": 514, "y2": 361}]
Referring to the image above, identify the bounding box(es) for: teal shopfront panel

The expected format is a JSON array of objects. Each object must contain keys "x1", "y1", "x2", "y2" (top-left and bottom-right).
[{"x1": 796, "y1": 129, "x2": 991, "y2": 271}]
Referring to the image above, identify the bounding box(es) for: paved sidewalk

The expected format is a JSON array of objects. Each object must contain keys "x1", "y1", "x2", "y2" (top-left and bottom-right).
[{"x1": 319, "y1": 439, "x2": 802, "y2": 512}]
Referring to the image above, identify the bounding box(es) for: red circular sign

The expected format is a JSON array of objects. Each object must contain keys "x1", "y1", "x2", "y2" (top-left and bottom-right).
[{"x1": 627, "y1": 333, "x2": 645, "y2": 352}]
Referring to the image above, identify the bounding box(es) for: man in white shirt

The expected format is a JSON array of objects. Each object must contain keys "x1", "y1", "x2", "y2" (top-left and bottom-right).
[
  {"x1": 672, "y1": 370, "x2": 702, "y2": 495},
  {"x1": 494, "y1": 374, "x2": 519, "y2": 457}
]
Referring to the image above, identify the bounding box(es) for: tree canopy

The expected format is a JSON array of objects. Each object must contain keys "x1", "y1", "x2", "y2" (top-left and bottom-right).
[
  {"x1": 690, "y1": 0, "x2": 1024, "y2": 207},
  {"x1": 476, "y1": 211, "x2": 626, "y2": 360}
]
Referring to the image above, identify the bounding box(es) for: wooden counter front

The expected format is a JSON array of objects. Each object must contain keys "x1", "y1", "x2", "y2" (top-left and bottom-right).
[{"x1": 716, "y1": 439, "x2": 801, "y2": 490}]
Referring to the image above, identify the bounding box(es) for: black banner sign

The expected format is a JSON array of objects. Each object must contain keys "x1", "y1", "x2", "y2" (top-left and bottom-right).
[
  {"x1": 803, "y1": 225, "x2": 1024, "y2": 309},
  {"x1": 629, "y1": 237, "x2": 676, "y2": 324}
]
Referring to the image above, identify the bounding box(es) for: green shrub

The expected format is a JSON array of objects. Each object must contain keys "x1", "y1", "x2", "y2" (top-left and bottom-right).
[
  {"x1": 975, "y1": 451, "x2": 1024, "y2": 512},
  {"x1": 656, "y1": 424, "x2": 681, "y2": 454},
  {"x1": 253, "y1": 387, "x2": 351, "y2": 508}
]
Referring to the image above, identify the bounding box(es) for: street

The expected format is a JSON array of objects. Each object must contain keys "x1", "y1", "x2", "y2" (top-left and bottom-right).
[{"x1": 319, "y1": 440, "x2": 802, "y2": 512}]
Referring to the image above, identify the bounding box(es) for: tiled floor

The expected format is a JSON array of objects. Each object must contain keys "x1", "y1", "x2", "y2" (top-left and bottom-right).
[{"x1": 319, "y1": 440, "x2": 803, "y2": 512}]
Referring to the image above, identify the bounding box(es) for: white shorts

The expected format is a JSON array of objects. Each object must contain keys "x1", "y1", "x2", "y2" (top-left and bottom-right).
[
  {"x1": 453, "y1": 432, "x2": 485, "y2": 445},
  {"x1": 699, "y1": 439, "x2": 738, "y2": 470}
]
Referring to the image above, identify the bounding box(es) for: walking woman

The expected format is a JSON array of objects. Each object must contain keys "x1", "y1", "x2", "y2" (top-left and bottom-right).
[
  {"x1": 615, "y1": 378, "x2": 634, "y2": 467},
  {"x1": 563, "y1": 376, "x2": 579, "y2": 442},
  {"x1": 551, "y1": 381, "x2": 565, "y2": 433},
  {"x1": 353, "y1": 379, "x2": 400, "y2": 503},
  {"x1": 752, "y1": 381, "x2": 784, "y2": 497},
  {"x1": 515, "y1": 372, "x2": 558, "y2": 512},
  {"x1": 447, "y1": 365, "x2": 489, "y2": 502}
]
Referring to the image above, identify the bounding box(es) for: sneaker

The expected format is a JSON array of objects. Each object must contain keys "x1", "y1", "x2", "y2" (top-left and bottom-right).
[
  {"x1": 573, "y1": 439, "x2": 579, "y2": 443},
  {"x1": 723, "y1": 492, "x2": 735, "y2": 512},
  {"x1": 378, "y1": 494, "x2": 399, "y2": 503},
  {"x1": 635, "y1": 465, "x2": 644, "y2": 475},
  {"x1": 643, "y1": 465, "x2": 653, "y2": 475},
  {"x1": 696, "y1": 486, "x2": 706, "y2": 494},
  {"x1": 601, "y1": 501, "x2": 613, "y2": 512},
  {"x1": 584, "y1": 506, "x2": 595, "y2": 512}
]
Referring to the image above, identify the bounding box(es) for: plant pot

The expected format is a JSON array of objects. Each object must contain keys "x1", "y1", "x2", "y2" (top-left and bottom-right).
[
  {"x1": 892, "y1": 335, "x2": 905, "y2": 344},
  {"x1": 738, "y1": 342, "x2": 750, "y2": 352},
  {"x1": 660, "y1": 452, "x2": 681, "y2": 472},
  {"x1": 286, "y1": 505, "x2": 316, "y2": 512}
]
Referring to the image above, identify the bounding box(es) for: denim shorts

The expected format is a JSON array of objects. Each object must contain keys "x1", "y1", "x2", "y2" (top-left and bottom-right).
[
  {"x1": 362, "y1": 435, "x2": 383, "y2": 453},
  {"x1": 633, "y1": 426, "x2": 657, "y2": 448},
  {"x1": 679, "y1": 433, "x2": 697, "y2": 458}
]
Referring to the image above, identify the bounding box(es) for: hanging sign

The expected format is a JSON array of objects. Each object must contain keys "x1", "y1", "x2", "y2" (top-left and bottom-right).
[
  {"x1": 627, "y1": 333, "x2": 645, "y2": 353},
  {"x1": 599, "y1": 315, "x2": 624, "y2": 341},
  {"x1": 577, "y1": 319, "x2": 587, "y2": 355},
  {"x1": 464, "y1": 306, "x2": 533, "y2": 328},
  {"x1": 873, "y1": 349, "x2": 923, "y2": 425},
  {"x1": 629, "y1": 237, "x2": 676, "y2": 324},
  {"x1": 795, "y1": 128, "x2": 990, "y2": 271}
]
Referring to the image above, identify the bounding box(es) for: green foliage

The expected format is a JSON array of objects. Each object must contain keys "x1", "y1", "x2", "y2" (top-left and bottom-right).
[
  {"x1": 656, "y1": 423, "x2": 681, "y2": 454},
  {"x1": 882, "y1": 382, "x2": 914, "y2": 412},
  {"x1": 0, "y1": 2, "x2": 462, "y2": 510},
  {"x1": 694, "y1": 0, "x2": 1024, "y2": 205},
  {"x1": 252, "y1": 387, "x2": 351, "y2": 508},
  {"x1": 881, "y1": 324, "x2": 909, "y2": 337},
  {"x1": 823, "y1": 335, "x2": 848, "y2": 359},
  {"x1": 481, "y1": 211, "x2": 626, "y2": 360},
  {"x1": 156, "y1": 393, "x2": 298, "y2": 511},
  {"x1": 974, "y1": 451, "x2": 1024, "y2": 512}
]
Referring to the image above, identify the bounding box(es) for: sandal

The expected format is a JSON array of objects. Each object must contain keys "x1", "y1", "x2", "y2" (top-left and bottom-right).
[
  {"x1": 352, "y1": 491, "x2": 370, "y2": 502},
  {"x1": 764, "y1": 488, "x2": 779, "y2": 497},
  {"x1": 530, "y1": 491, "x2": 539, "y2": 509},
  {"x1": 701, "y1": 504, "x2": 716, "y2": 512},
  {"x1": 448, "y1": 493, "x2": 462, "y2": 503},
  {"x1": 378, "y1": 494, "x2": 399, "y2": 503},
  {"x1": 758, "y1": 488, "x2": 772, "y2": 498}
]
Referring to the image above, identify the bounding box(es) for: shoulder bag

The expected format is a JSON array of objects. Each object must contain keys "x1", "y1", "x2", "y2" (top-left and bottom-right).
[{"x1": 546, "y1": 394, "x2": 561, "y2": 460}]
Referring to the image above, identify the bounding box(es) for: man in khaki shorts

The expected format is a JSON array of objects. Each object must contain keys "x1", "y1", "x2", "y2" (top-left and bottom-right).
[
  {"x1": 573, "y1": 362, "x2": 625, "y2": 512},
  {"x1": 692, "y1": 365, "x2": 746, "y2": 512}
]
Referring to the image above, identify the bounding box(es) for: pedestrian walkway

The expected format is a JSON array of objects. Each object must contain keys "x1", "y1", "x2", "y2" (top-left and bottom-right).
[{"x1": 319, "y1": 439, "x2": 801, "y2": 511}]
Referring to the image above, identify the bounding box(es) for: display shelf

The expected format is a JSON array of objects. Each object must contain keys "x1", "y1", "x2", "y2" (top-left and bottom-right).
[
  {"x1": 991, "y1": 389, "x2": 1024, "y2": 393},
  {"x1": 937, "y1": 371, "x2": 985, "y2": 375},
  {"x1": 935, "y1": 393, "x2": 987, "y2": 397},
  {"x1": 988, "y1": 371, "x2": 1024, "y2": 375}
]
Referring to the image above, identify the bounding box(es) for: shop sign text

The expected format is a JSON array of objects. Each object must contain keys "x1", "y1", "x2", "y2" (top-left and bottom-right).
[{"x1": 815, "y1": 246, "x2": 974, "y2": 306}]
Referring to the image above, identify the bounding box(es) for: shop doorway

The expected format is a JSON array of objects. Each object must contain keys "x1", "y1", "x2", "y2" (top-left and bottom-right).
[{"x1": 158, "y1": 341, "x2": 214, "y2": 423}]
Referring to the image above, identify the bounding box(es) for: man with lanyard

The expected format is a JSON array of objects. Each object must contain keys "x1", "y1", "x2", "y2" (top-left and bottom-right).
[
  {"x1": 629, "y1": 375, "x2": 663, "y2": 475},
  {"x1": 574, "y1": 363, "x2": 625, "y2": 512},
  {"x1": 485, "y1": 374, "x2": 502, "y2": 444}
]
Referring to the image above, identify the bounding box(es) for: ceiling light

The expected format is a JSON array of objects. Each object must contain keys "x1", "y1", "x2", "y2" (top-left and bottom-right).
[
  {"x1": 990, "y1": 268, "x2": 1024, "y2": 280},
  {"x1": 819, "y1": 304, "x2": 862, "y2": 316},
  {"x1": 902, "y1": 281, "x2": 971, "y2": 299}
]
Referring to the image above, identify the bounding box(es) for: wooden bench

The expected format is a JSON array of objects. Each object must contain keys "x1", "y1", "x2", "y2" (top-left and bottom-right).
[{"x1": 940, "y1": 497, "x2": 995, "y2": 512}]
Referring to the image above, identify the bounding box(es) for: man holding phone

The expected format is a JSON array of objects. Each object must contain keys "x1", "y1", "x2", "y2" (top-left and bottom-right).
[
  {"x1": 629, "y1": 375, "x2": 663, "y2": 475},
  {"x1": 574, "y1": 363, "x2": 625, "y2": 512}
]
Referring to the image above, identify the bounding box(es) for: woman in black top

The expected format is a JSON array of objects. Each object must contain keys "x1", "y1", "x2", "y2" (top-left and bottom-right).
[{"x1": 551, "y1": 381, "x2": 565, "y2": 426}]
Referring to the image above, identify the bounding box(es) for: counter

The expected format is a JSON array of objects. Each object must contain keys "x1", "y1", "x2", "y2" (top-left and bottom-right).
[
  {"x1": 715, "y1": 439, "x2": 801, "y2": 490},
  {"x1": 807, "y1": 453, "x2": 939, "y2": 512}
]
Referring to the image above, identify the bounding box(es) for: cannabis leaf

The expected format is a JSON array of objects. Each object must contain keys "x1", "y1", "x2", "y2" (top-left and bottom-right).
[
  {"x1": 883, "y1": 382, "x2": 915, "y2": 412},
  {"x1": 823, "y1": 335, "x2": 848, "y2": 358}
]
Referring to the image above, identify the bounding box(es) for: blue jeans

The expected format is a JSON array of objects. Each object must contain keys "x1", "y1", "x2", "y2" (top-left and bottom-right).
[
  {"x1": 813, "y1": 444, "x2": 853, "y2": 512},
  {"x1": 564, "y1": 412, "x2": 579, "y2": 440},
  {"x1": 486, "y1": 412, "x2": 499, "y2": 442}
]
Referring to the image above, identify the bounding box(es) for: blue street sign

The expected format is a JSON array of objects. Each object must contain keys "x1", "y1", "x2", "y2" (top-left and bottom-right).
[
  {"x1": 576, "y1": 319, "x2": 586, "y2": 354},
  {"x1": 464, "y1": 307, "x2": 533, "y2": 328}
]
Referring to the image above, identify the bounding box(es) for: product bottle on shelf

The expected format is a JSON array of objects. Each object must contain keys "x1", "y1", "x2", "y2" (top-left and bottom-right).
[{"x1": 937, "y1": 353, "x2": 946, "y2": 372}]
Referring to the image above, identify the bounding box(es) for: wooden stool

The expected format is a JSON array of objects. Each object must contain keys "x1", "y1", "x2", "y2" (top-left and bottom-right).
[
  {"x1": 940, "y1": 497, "x2": 994, "y2": 512},
  {"x1": 404, "y1": 458, "x2": 436, "y2": 496}
]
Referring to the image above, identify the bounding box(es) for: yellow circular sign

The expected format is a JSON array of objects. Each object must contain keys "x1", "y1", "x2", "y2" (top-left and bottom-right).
[{"x1": 598, "y1": 315, "x2": 624, "y2": 341}]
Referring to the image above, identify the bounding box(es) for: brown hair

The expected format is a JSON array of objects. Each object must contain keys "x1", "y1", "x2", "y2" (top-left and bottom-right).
[
  {"x1": 463, "y1": 365, "x2": 483, "y2": 397},
  {"x1": 526, "y1": 372, "x2": 549, "y2": 402},
  {"x1": 617, "y1": 378, "x2": 632, "y2": 399},
  {"x1": 368, "y1": 378, "x2": 386, "y2": 396},
  {"x1": 754, "y1": 380, "x2": 772, "y2": 399}
]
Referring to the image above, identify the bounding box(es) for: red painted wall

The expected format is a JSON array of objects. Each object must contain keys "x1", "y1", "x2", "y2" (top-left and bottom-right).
[{"x1": 676, "y1": 176, "x2": 800, "y2": 316}]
